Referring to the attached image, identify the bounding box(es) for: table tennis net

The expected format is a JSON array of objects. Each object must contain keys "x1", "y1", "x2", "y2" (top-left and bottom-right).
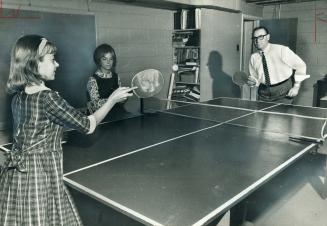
[{"x1": 143, "y1": 97, "x2": 327, "y2": 143}]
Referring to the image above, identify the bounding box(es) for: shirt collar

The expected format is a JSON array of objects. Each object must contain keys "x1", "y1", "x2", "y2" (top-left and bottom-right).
[
  {"x1": 260, "y1": 43, "x2": 271, "y2": 55},
  {"x1": 25, "y1": 82, "x2": 51, "y2": 94},
  {"x1": 95, "y1": 69, "x2": 112, "y2": 78}
]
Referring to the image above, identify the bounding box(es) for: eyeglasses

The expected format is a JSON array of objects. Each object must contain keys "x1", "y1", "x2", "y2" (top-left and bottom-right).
[{"x1": 252, "y1": 34, "x2": 268, "y2": 41}]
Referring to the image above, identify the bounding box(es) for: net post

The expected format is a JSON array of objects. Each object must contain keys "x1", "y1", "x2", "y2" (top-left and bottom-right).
[{"x1": 140, "y1": 98, "x2": 144, "y2": 114}]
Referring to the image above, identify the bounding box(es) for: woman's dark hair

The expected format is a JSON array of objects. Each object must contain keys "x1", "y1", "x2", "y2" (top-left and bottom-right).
[{"x1": 93, "y1": 44, "x2": 116, "y2": 68}]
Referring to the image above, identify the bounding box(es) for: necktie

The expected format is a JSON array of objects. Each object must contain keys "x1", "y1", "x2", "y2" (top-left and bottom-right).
[{"x1": 261, "y1": 52, "x2": 271, "y2": 86}]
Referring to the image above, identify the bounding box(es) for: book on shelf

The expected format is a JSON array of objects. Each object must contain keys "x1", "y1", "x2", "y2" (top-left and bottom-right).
[
  {"x1": 172, "y1": 33, "x2": 190, "y2": 47},
  {"x1": 181, "y1": 9, "x2": 195, "y2": 30},
  {"x1": 177, "y1": 70, "x2": 198, "y2": 84},
  {"x1": 174, "y1": 8, "x2": 201, "y2": 30},
  {"x1": 194, "y1": 66, "x2": 199, "y2": 84},
  {"x1": 176, "y1": 82, "x2": 200, "y2": 87},
  {"x1": 184, "y1": 86, "x2": 200, "y2": 101},
  {"x1": 172, "y1": 41, "x2": 185, "y2": 48},
  {"x1": 195, "y1": 8, "x2": 201, "y2": 29},
  {"x1": 174, "y1": 11, "x2": 181, "y2": 29},
  {"x1": 181, "y1": 9, "x2": 188, "y2": 30},
  {"x1": 185, "y1": 61, "x2": 197, "y2": 66},
  {"x1": 173, "y1": 85, "x2": 188, "y2": 90},
  {"x1": 172, "y1": 85, "x2": 190, "y2": 97},
  {"x1": 177, "y1": 66, "x2": 198, "y2": 72},
  {"x1": 174, "y1": 48, "x2": 199, "y2": 65}
]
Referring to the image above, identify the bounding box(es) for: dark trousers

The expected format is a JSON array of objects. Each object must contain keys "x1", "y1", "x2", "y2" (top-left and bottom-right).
[{"x1": 258, "y1": 77, "x2": 293, "y2": 104}]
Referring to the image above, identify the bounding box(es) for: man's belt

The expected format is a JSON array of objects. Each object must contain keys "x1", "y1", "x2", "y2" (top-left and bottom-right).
[{"x1": 261, "y1": 77, "x2": 291, "y2": 87}]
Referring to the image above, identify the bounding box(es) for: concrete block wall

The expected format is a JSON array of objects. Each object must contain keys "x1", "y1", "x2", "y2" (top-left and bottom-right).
[
  {"x1": 2, "y1": 0, "x2": 173, "y2": 111},
  {"x1": 263, "y1": 0, "x2": 327, "y2": 106}
]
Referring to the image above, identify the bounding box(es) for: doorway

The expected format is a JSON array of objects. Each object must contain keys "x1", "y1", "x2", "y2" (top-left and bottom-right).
[{"x1": 241, "y1": 16, "x2": 259, "y2": 100}]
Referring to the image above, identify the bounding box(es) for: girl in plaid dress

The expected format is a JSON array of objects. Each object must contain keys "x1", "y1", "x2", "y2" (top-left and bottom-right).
[{"x1": 0, "y1": 35, "x2": 134, "y2": 226}]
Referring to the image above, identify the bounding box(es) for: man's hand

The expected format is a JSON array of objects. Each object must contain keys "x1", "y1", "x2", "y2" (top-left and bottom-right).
[
  {"x1": 247, "y1": 76, "x2": 257, "y2": 87},
  {"x1": 287, "y1": 85, "x2": 300, "y2": 97}
]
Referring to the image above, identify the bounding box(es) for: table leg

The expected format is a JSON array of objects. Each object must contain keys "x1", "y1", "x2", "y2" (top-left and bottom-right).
[
  {"x1": 317, "y1": 143, "x2": 327, "y2": 199},
  {"x1": 216, "y1": 211, "x2": 230, "y2": 226},
  {"x1": 323, "y1": 155, "x2": 327, "y2": 199},
  {"x1": 206, "y1": 211, "x2": 230, "y2": 226}
]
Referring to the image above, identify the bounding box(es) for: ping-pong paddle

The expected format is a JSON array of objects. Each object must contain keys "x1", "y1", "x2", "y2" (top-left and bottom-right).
[
  {"x1": 232, "y1": 71, "x2": 258, "y2": 87},
  {"x1": 131, "y1": 69, "x2": 164, "y2": 98},
  {"x1": 232, "y1": 71, "x2": 250, "y2": 86}
]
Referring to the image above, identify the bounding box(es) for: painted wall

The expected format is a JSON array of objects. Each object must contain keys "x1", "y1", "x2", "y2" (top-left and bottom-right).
[
  {"x1": 263, "y1": 0, "x2": 327, "y2": 106},
  {"x1": 0, "y1": 9, "x2": 96, "y2": 130},
  {"x1": 200, "y1": 8, "x2": 242, "y2": 101},
  {"x1": 2, "y1": 0, "x2": 173, "y2": 113},
  {"x1": 241, "y1": 0, "x2": 263, "y2": 18}
]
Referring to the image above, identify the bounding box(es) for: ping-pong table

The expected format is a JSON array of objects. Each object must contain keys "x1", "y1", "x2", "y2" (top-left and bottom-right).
[{"x1": 1, "y1": 97, "x2": 327, "y2": 226}]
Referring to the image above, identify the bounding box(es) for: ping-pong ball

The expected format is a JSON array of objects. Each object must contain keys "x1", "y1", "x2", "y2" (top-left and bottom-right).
[{"x1": 172, "y1": 64, "x2": 178, "y2": 71}]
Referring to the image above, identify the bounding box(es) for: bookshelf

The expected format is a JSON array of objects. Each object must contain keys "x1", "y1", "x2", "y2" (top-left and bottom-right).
[{"x1": 169, "y1": 8, "x2": 201, "y2": 102}]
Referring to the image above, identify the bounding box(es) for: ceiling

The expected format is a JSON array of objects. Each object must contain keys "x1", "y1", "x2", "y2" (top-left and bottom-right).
[{"x1": 245, "y1": 0, "x2": 319, "y2": 5}]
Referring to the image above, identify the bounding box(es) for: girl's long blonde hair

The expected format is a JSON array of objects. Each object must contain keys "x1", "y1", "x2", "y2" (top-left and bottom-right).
[{"x1": 7, "y1": 34, "x2": 57, "y2": 94}]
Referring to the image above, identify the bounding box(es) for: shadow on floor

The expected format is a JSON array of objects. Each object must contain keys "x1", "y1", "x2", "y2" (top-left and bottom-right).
[{"x1": 244, "y1": 153, "x2": 326, "y2": 226}]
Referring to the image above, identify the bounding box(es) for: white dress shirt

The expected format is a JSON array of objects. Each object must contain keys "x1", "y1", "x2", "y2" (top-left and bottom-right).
[{"x1": 249, "y1": 43, "x2": 308, "y2": 86}]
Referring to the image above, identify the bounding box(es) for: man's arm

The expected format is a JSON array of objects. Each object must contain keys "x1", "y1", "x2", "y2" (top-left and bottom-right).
[
  {"x1": 282, "y1": 47, "x2": 308, "y2": 97},
  {"x1": 248, "y1": 55, "x2": 260, "y2": 87}
]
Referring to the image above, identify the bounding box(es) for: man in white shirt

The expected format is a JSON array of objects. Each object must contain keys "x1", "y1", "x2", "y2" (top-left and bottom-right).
[{"x1": 248, "y1": 26, "x2": 308, "y2": 103}]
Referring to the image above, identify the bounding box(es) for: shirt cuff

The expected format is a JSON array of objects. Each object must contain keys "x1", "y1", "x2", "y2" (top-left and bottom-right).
[
  {"x1": 293, "y1": 82, "x2": 301, "y2": 88},
  {"x1": 87, "y1": 115, "x2": 96, "y2": 134},
  {"x1": 294, "y1": 74, "x2": 310, "y2": 82},
  {"x1": 249, "y1": 76, "x2": 260, "y2": 87}
]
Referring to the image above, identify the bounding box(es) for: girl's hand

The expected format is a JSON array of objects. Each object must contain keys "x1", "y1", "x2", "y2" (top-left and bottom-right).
[
  {"x1": 92, "y1": 87, "x2": 135, "y2": 125},
  {"x1": 109, "y1": 87, "x2": 134, "y2": 104},
  {"x1": 0, "y1": 150, "x2": 6, "y2": 168}
]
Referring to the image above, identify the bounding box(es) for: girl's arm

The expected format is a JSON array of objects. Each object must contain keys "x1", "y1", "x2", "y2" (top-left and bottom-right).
[{"x1": 44, "y1": 87, "x2": 133, "y2": 134}]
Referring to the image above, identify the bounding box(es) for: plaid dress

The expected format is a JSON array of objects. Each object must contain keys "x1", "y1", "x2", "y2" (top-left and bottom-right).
[{"x1": 0, "y1": 88, "x2": 92, "y2": 226}]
